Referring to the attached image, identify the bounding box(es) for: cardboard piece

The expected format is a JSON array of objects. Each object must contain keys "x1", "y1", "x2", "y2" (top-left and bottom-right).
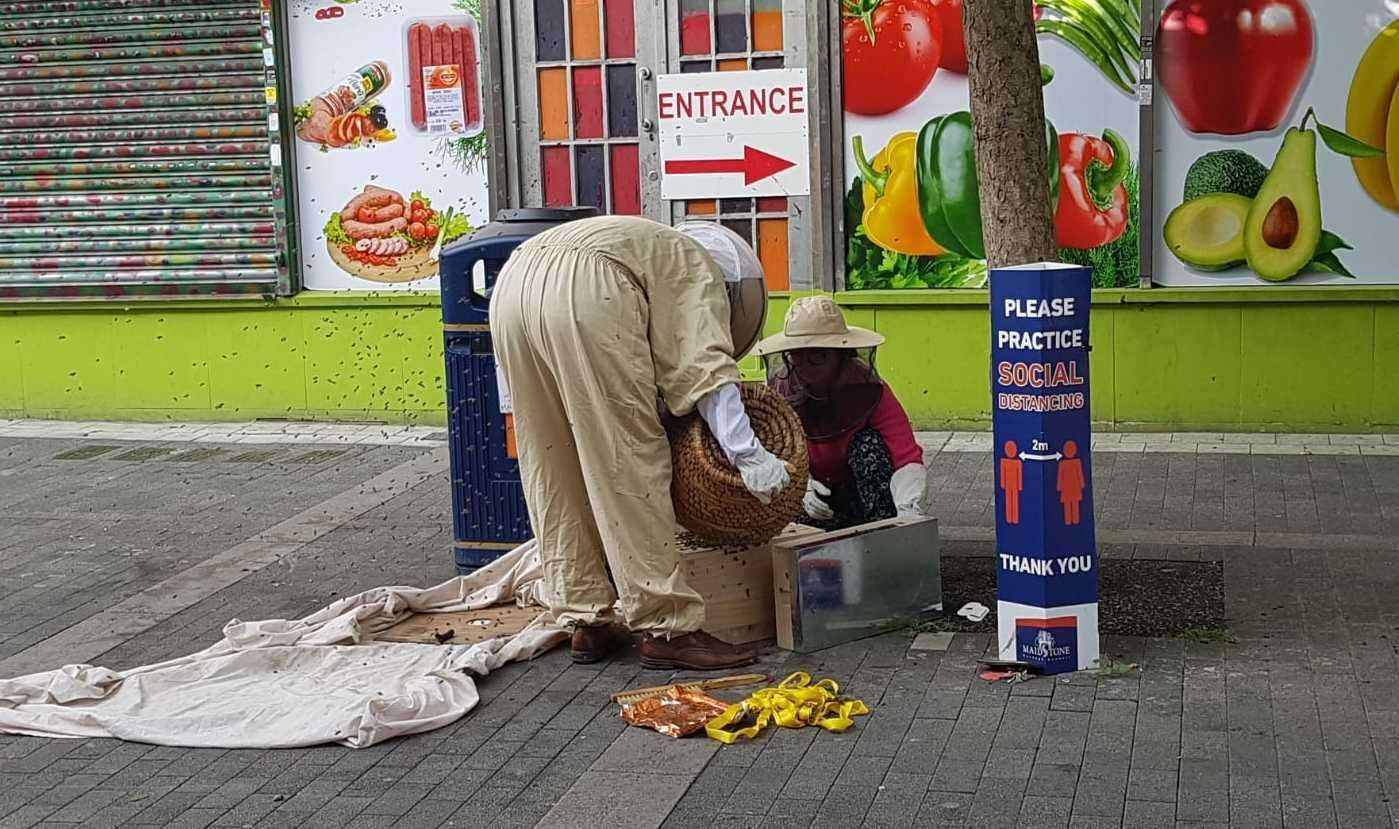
[
  {"x1": 772, "y1": 516, "x2": 941, "y2": 652},
  {"x1": 374, "y1": 604, "x2": 541, "y2": 644},
  {"x1": 380, "y1": 524, "x2": 818, "y2": 648}
]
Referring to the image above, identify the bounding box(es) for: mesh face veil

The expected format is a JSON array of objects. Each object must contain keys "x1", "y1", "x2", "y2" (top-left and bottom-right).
[
  {"x1": 675, "y1": 221, "x2": 768, "y2": 359},
  {"x1": 762, "y1": 346, "x2": 885, "y2": 440}
]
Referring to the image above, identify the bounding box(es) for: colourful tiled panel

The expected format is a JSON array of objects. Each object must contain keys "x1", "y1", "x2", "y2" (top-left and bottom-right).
[
  {"x1": 538, "y1": 68, "x2": 570, "y2": 140},
  {"x1": 574, "y1": 145, "x2": 607, "y2": 211},
  {"x1": 610, "y1": 144, "x2": 641, "y2": 215},
  {"x1": 535, "y1": 0, "x2": 567, "y2": 60},
  {"x1": 606, "y1": 64, "x2": 637, "y2": 138},
  {"x1": 753, "y1": 4, "x2": 782, "y2": 51},
  {"x1": 716, "y1": 0, "x2": 747, "y2": 53},
  {"x1": 543, "y1": 146, "x2": 572, "y2": 206},
  {"x1": 681, "y1": 0, "x2": 711, "y2": 56},
  {"x1": 758, "y1": 218, "x2": 789, "y2": 290},
  {"x1": 604, "y1": 0, "x2": 636, "y2": 57},
  {"x1": 570, "y1": 0, "x2": 602, "y2": 59},
  {"x1": 573, "y1": 67, "x2": 604, "y2": 139}
]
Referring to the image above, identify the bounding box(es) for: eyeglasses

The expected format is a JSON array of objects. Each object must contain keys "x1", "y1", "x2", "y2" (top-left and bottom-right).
[{"x1": 787, "y1": 349, "x2": 834, "y2": 367}]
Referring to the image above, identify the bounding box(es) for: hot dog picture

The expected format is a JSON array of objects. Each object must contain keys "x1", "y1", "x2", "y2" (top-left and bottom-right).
[
  {"x1": 323, "y1": 184, "x2": 471, "y2": 283},
  {"x1": 405, "y1": 21, "x2": 481, "y2": 135},
  {"x1": 293, "y1": 60, "x2": 397, "y2": 150}
]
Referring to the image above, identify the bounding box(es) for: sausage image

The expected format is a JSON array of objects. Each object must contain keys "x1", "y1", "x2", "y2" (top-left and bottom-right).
[
  {"x1": 406, "y1": 22, "x2": 480, "y2": 134},
  {"x1": 357, "y1": 202, "x2": 405, "y2": 223},
  {"x1": 341, "y1": 184, "x2": 402, "y2": 219},
  {"x1": 356, "y1": 236, "x2": 409, "y2": 256},
  {"x1": 433, "y1": 24, "x2": 451, "y2": 67},
  {"x1": 414, "y1": 25, "x2": 434, "y2": 130},
  {"x1": 326, "y1": 112, "x2": 376, "y2": 148},
  {"x1": 295, "y1": 61, "x2": 391, "y2": 145},
  {"x1": 457, "y1": 24, "x2": 480, "y2": 127},
  {"x1": 407, "y1": 22, "x2": 429, "y2": 130},
  {"x1": 343, "y1": 215, "x2": 408, "y2": 240}
]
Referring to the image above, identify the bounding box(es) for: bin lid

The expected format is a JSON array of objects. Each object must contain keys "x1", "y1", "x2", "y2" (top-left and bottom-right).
[{"x1": 466, "y1": 206, "x2": 601, "y2": 242}]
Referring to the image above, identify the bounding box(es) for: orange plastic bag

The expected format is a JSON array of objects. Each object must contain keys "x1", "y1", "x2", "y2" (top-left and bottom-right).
[{"x1": 620, "y1": 686, "x2": 731, "y2": 739}]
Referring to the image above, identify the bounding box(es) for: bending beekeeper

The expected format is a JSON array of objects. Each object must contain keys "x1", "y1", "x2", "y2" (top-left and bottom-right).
[
  {"x1": 490, "y1": 216, "x2": 788, "y2": 671},
  {"x1": 753, "y1": 295, "x2": 929, "y2": 530}
]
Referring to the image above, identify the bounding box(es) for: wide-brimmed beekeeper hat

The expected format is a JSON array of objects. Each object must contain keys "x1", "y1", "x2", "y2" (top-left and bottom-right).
[
  {"x1": 752, "y1": 295, "x2": 884, "y2": 356},
  {"x1": 675, "y1": 221, "x2": 768, "y2": 359}
]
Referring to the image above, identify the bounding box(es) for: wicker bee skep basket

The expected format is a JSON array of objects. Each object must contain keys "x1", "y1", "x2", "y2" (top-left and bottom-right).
[{"x1": 669, "y1": 383, "x2": 809, "y2": 546}]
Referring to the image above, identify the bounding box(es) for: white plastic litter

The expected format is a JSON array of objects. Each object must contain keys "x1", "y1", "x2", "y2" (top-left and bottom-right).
[
  {"x1": 0, "y1": 542, "x2": 567, "y2": 749},
  {"x1": 957, "y1": 602, "x2": 990, "y2": 622}
]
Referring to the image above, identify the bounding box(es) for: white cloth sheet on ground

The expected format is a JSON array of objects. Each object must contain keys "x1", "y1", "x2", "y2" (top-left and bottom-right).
[{"x1": 0, "y1": 542, "x2": 566, "y2": 748}]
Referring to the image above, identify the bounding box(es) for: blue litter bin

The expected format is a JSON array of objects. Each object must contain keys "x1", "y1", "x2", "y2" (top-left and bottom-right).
[{"x1": 439, "y1": 207, "x2": 599, "y2": 573}]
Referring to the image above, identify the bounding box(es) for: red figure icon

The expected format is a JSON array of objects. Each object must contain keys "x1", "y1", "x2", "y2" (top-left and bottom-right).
[
  {"x1": 1000, "y1": 440, "x2": 1024, "y2": 525},
  {"x1": 1058, "y1": 440, "x2": 1086, "y2": 525}
]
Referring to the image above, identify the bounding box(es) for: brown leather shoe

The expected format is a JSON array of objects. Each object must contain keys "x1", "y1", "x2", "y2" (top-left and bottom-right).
[
  {"x1": 639, "y1": 630, "x2": 757, "y2": 671},
  {"x1": 570, "y1": 624, "x2": 631, "y2": 664}
]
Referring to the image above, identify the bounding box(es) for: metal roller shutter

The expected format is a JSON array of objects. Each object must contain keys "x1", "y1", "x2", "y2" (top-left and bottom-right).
[{"x1": 0, "y1": 0, "x2": 292, "y2": 301}]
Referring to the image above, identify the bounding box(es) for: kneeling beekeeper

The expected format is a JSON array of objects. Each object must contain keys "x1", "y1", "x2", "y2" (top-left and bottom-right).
[
  {"x1": 754, "y1": 295, "x2": 928, "y2": 530},
  {"x1": 490, "y1": 216, "x2": 789, "y2": 671}
]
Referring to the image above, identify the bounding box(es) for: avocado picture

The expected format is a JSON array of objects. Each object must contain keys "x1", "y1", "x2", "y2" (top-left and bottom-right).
[
  {"x1": 1164, "y1": 193, "x2": 1251, "y2": 271},
  {"x1": 1183, "y1": 150, "x2": 1271, "y2": 201},
  {"x1": 1243, "y1": 128, "x2": 1323, "y2": 282}
]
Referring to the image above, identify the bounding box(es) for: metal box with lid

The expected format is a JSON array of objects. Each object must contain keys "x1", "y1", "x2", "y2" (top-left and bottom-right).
[{"x1": 439, "y1": 207, "x2": 598, "y2": 572}]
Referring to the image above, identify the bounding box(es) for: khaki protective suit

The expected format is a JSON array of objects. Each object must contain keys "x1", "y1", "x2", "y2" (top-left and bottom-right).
[{"x1": 489, "y1": 215, "x2": 742, "y2": 637}]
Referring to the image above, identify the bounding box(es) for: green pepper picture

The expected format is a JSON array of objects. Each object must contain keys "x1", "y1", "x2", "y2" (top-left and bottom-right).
[{"x1": 913, "y1": 112, "x2": 1060, "y2": 260}]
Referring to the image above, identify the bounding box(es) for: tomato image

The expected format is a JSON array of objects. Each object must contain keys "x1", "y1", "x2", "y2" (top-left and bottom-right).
[
  {"x1": 928, "y1": 0, "x2": 967, "y2": 74},
  {"x1": 842, "y1": 0, "x2": 943, "y2": 116}
]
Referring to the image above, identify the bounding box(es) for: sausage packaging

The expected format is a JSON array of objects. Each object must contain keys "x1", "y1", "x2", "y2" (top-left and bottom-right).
[{"x1": 402, "y1": 17, "x2": 483, "y2": 137}]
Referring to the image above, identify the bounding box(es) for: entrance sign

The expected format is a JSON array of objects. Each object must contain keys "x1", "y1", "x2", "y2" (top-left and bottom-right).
[
  {"x1": 656, "y1": 69, "x2": 810, "y2": 199},
  {"x1": 991, "y1": 263, "x2": 1099, "y2": 674}
]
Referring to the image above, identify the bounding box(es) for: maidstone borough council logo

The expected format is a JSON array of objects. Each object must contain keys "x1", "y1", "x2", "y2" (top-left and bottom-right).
[{"x1": 1016, "y1": 617, "x2": 1078, "y2": 671}]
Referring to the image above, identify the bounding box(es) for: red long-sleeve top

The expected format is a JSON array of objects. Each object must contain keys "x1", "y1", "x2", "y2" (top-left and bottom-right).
[{"x1": 807, "y1": 384, "x2": 923, "y2": 483}]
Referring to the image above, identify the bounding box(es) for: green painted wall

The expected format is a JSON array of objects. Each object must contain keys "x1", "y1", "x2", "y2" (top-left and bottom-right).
[
  {"x1": 1, "y1": 294, "x2": 448, "y2": 425},
  {"x1": 3, "y1": 287, "x2": 1397, "y2": 431}
]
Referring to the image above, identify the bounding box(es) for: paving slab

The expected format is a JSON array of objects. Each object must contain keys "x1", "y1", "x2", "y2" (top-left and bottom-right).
[{"x1": 0, "y1": 431, "x2": 1396, "y2": 827}]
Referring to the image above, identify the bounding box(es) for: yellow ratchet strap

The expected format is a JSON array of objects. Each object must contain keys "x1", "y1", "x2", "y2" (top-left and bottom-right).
[{"x1": 704, "y1": 672, "x2": 871, "y2": 745}]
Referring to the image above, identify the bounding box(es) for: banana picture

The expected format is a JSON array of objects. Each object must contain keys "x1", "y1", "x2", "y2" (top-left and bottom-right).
[{"x1": 1346, "y1": 20, "x2": 1399, "y2": 212}]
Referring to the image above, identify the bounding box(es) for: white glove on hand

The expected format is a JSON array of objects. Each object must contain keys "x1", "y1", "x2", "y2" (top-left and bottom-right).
[
  {"x1": 891, "y1": 463, "x2": 929, "y2": 518},
  {"x1": 803, "y1": 478, "x2": 834, "y2": 520},
  {"x1": 734, "y1": 447, "x2": 791, "y2": 505}
]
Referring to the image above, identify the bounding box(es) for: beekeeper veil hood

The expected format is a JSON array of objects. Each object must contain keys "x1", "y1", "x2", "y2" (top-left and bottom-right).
[{"x1": 676, "y1": 221, "x2": 768, "y2": 359}]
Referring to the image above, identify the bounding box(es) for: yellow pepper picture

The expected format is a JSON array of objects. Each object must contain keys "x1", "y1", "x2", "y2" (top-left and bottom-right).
[{"x1": 852, "y1": 132, "x2": 947, "y2": 258}]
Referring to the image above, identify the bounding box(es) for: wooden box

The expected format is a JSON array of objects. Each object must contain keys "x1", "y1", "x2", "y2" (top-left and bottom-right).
[{"x1": 679, "y1": 524, "x2": 820, "y2": 644}]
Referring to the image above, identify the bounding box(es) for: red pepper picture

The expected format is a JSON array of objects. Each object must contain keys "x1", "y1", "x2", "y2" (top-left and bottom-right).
[
  {"x1": 841, "y1": 0, "x2": 943, "y2": 116},
  {"x1": 1157, "y1": 0, "x2": 1314, "y2": 136},
  {"x1": 1055, "y1": 130, "x2": 1131, "y2": 250},
  {"x1": 928, "y1": 0, "x2": 967, "y2": 74}
]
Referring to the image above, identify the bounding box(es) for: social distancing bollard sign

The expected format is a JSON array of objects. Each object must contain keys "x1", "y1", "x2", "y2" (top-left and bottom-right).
[{"x1": 991, "y1": 263, "x2": 1099, "y2": 674}]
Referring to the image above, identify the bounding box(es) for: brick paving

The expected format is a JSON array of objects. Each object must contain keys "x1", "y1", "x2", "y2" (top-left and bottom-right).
[{"x1": 0, "y1": 430, "x2": 1397, "y2": 828}]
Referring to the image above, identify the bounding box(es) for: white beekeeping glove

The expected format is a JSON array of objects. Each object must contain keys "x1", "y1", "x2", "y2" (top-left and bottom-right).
[
  {"x1": 734, "y1": 448, "x2": 792, "y2": 505},
  {"x1": 891, "y1": 463, "x2": 929, "y2": 518},
  {"x1": 698, "y1": 383, "x2": 790, "y2": 504},
  {"x1": 803, "y1": 478, "x2": 834, "y2": 520}
]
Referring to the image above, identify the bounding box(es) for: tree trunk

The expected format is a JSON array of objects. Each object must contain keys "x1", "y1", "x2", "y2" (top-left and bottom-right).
[{"x1": 962, "y1": 0, "x2": 1057, "y2": 268}]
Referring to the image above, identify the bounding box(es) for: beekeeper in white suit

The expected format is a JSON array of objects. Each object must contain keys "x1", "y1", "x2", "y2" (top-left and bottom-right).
[{"x1": 490, "y1": 215, "x2": 785, "y2": 671}]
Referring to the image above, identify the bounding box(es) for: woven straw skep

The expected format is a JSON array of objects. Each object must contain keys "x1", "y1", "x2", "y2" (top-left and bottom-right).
[{"x1": 669, "y1": 383, "x2": 809, "y2": 546}]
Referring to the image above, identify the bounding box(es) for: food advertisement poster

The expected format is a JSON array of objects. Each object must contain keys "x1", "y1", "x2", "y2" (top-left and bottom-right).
[
  {"x1": 1153, "y1": 1, "x2": 1399, "y2": 286},
  {"x1": 842, "y1": 0, "x2": 1142, "y2": 290},
  {"x1": 287, "y1": 0, "x2": 489, "y2": 291}
]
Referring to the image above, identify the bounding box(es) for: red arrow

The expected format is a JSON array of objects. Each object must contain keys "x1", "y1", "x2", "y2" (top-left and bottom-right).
[{"x1": 664, "y1": 145, "x2": 796, "y2": 186}]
